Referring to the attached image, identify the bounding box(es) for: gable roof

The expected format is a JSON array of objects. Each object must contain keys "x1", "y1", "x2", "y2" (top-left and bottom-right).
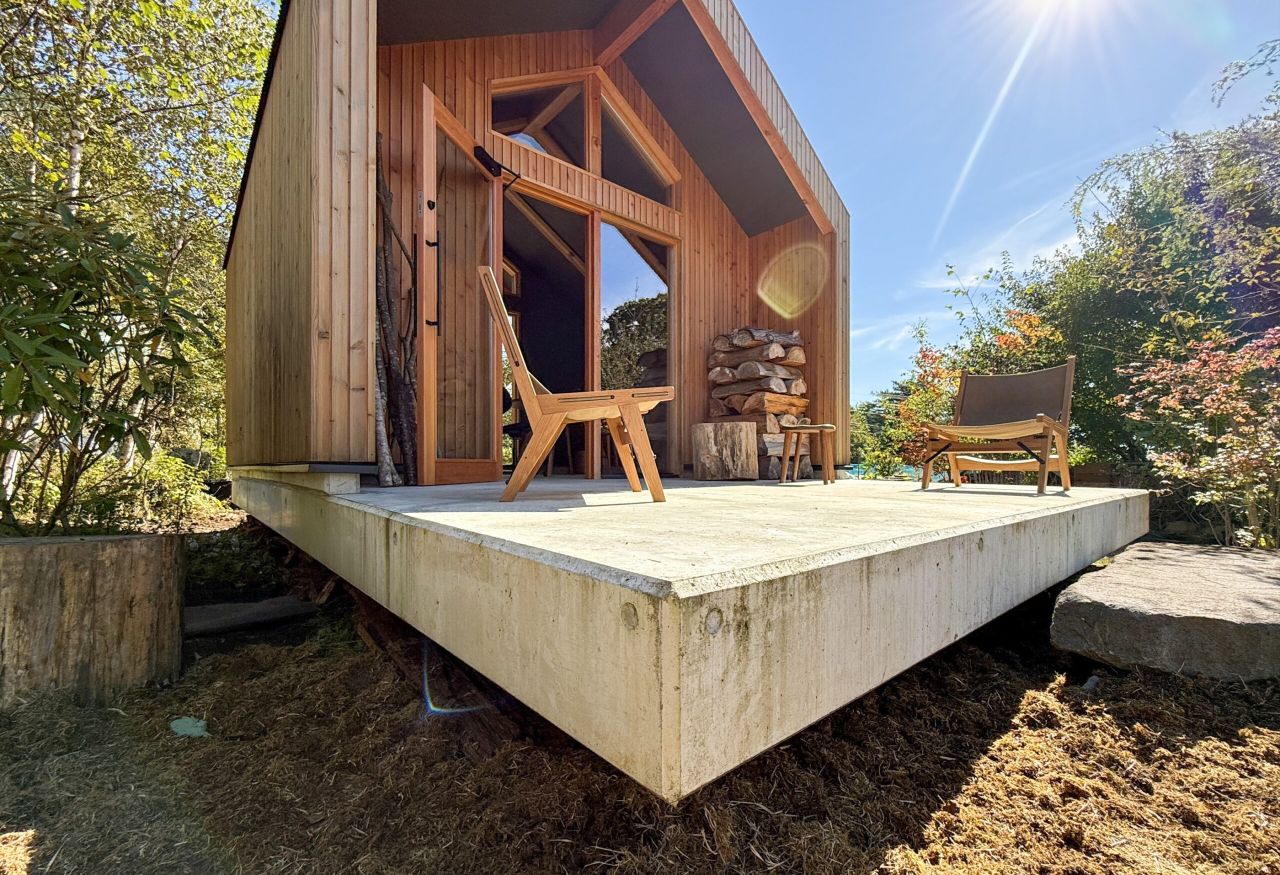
[{"x1": 225, "y1": 0, "x2": 846, "y2": 265}]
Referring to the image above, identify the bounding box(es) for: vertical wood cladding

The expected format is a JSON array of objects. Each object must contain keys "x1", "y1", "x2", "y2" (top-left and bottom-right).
[{"x1": 226, "y1": 0, "x2": 376, "y2": 465}]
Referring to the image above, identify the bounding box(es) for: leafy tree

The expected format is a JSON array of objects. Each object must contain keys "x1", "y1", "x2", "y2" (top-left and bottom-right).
[
  {"x1": 1120, "y1": 328, "x2": 1280, "y2": 547},
  {"x1": 601, "y1": 293, "x2": 667, "y2": 390},
  {"x1": 848, "y1": 401, "x2": 876, "y2": 464},
  {"x1": 0, "y1": 183, "x2": 200, "y2": 534},
  {"x1": 0, "y1": 0, "x2": 272, "y2": 462},
  {"x1": 869, "y1": 37, "x2": 1280, "y2": 530}
]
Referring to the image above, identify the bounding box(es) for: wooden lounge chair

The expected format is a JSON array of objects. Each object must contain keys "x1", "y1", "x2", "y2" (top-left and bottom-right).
[
  {"x1": 921, "y1": 357, "x2": 1075, "y2": 495},
  {"x1": 477, "y1": 266, "x2": 675, "y2": 502}
]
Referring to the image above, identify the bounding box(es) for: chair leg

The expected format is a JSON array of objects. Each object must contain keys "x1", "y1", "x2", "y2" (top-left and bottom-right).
[
  {"x1": 779, "y1": 432, "x2": 793, "y2": 484},
  {"x1": 822, "y1": 431, "x2": 835, "y2": 484},
  {"x1": 619, "y1": 404, "x2": 664, "y2": 502},
  {"x1": 605, "y1": 417, "x2": 642, "y2": 492},
  {"x1": 921, "y1": 454, "x2": 933, "y2": 490},
  {"x1": 502, "y1": 415, "x2": 566, "y2": 502},
  {"x1": 1035, "y1": 435, "x2": 1050, "y2": 495},
  {"x1": 947, "y1": 452, "x2": 962, "y2": 487},
  {"x1": 791, "y1": 438, "x2": 803, "y2": 482},
  {"x1": 1056, "y1": 433, "x2": 1072, "y2": 491}
]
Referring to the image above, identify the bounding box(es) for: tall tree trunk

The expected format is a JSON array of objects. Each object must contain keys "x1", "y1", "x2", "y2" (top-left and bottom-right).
[
  {"x1": 373, "y1": 242, "x2": 402, "y2": 487},
  {"x1": 373, "y1": 135, "x2": 419, "y2": 484}
]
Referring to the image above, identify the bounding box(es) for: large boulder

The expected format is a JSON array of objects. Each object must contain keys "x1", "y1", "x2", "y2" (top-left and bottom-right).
[{"x1": 1051, "y1": 542, "x2": 1280, "y2": 680}]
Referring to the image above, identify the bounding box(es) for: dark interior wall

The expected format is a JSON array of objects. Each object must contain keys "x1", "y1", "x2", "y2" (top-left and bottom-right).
[
  {"x1": 376, "y1": 0, "x2": 808, "y2": 235},
  {"x1": 502, "y1": 198, "x2": 586, "y2": 395}
]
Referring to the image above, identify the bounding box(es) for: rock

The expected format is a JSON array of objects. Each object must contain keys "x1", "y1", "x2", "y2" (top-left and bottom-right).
[
  {"x1": 170, "y1": 717, "x2": 209, "y2": 738},
  {"x1": 1051, "y1": 542, "x2": 1280, "y2": 680}
]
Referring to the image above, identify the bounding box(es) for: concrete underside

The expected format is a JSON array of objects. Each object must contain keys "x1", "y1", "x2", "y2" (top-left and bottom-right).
[{"x1": 231, "y1": 473, "x2": 1149, "y2": 801}]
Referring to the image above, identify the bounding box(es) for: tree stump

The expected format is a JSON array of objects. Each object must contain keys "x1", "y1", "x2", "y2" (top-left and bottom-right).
[
  {"x1": 0, "y1": 534, "x2": 184, "y2": 706},
  {"x1": 692, "y1": 422, "x2": 759, "y2": 480}
]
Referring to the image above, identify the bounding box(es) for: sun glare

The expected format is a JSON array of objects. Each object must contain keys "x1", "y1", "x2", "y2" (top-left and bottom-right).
[
  {"x1": 933, "y1": 0, "x2": 1122, "y2": 248},
  {"x1": 1016, "y1": 0, "x2": 1117, "y2": 42}
]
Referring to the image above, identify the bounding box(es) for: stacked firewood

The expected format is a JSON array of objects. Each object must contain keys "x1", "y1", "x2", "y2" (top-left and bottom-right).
[{"x1": 706, "y1": 327, "x2": 812, "y2": 479}]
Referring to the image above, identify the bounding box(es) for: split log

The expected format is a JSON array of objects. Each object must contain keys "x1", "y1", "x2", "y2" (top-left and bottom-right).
[
  {"x1": 778, "y1": 414, "x2": 801, "y2": 428},
  {"x1": 779, "y1": 346, "x2": 807, "y2": 367},
  {"x1": 724, "y1": 394, "x2": 750, "y2": 412},
  {"x1": 693, "y1": 422, "x2": 759, "y2": 480},
  {"x1": 711, "y1": 377, "x2": 787, "y2": 399},
  {"x1": 730, "y1": 327, "x2": 803, "y2": 349},
  {"x1": 712, "y1": 334, "x2": 736, "y2": 352},
  {"x1": 707, "y1": 366, "x2": 737, "y2": 385},
  {"x1": 708, "y1": 397, "x2": 730, "y2": 417},
  {"x1": 708, "y1": 412, "x2": 781, "y2": 433},
  {"x1": 736, "y1": 361, "x2": 803, "y2": 381},
  {"x1": 785, "y1": 378, "x2": 808, "y2": 396},
  {"x1": 707, "y1": 343, "x2": 786, "y2": 369},
  {"x1": 742, "y1": 392, "x2": 810, "y2": 415},
  {"x1": 0, "y1": 535, "x2": 183, "y2": 706}
]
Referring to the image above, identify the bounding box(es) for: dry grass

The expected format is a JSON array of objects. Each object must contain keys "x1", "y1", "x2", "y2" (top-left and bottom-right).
[{"x1": 2, "y1": 592, "x2": 1277, "y2": 874}]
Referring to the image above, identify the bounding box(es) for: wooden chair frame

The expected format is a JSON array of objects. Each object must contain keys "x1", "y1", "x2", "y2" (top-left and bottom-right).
[
  {"x1": 478, "y1": 266, "x2": 674, "y2": 502},
  {"x1": 922, "y1": 357, "x2": 1076, "y2": 495}
]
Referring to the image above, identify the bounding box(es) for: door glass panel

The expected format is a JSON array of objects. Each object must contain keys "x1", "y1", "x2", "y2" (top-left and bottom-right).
[
  {"x1": 435, "y1": 131, "x2": 494, "y2": 461},
  {"x1": 600, "y1": 222, "x2": 672, "y2": 472}
]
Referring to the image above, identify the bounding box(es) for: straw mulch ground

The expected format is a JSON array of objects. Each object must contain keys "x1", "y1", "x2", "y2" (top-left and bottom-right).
[{"x1": 2, "y1": 584, "x2": 1277, "y2": 874}]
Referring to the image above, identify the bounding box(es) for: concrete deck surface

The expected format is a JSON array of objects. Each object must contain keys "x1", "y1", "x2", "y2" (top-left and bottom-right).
[
  {"x1": 232, "y1": 472, "x2": 1148, "y2": 801},
  {"x1": 343, "y1": 478, "x2": 1140, "y2": 595}
]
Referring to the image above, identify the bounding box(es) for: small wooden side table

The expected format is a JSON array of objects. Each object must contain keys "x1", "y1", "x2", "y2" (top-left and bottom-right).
[{"x1": 779, "y1": 422, "x2": 837, "y2": 484}]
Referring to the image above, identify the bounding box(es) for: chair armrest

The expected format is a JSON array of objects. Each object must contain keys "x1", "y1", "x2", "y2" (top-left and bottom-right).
[
  {"x1": 926, "y1": 419, "x2": 1048, "y2": 440},
  {"x1": 538, "y1": 386, "x2": 675, "y2": 412}
]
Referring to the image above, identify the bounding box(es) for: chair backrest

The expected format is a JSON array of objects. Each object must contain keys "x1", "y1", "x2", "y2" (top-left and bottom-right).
[
  {"x1": 954, "y1": 356, "x2": 1076, "y2": 428},
  {"x1": 477, "y1": 265, "x2": 546, "y2": 412}
]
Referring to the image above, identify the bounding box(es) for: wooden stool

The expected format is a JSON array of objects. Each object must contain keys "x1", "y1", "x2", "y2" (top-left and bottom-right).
[{"x1": 779, "y1": 422, "x2": 837, "y2": 484}]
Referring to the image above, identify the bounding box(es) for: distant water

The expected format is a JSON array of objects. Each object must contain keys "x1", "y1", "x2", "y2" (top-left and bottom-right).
[{"x1": 843, "y1": 463, "x2": 945, "y2": 482}]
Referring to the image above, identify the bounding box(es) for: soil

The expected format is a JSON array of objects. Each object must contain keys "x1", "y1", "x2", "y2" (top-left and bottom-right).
[{"x1": 2, "y1": 580, "x2": 1277, "y2": 875}]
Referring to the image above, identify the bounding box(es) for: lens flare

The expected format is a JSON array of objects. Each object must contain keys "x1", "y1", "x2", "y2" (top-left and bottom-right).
[
  {"x1": 419, "y1": 639, "x2": 489, "y2": 719},
  {"x1": 756, "y1": 242, "x2": 830, "y2": 319}
]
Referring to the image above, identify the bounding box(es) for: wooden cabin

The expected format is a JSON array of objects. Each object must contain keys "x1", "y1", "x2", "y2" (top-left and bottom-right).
[
  {"x1": 224, "y1": 0, "x2": 850, "y2": 482},
  {"x1": 220, "y1": 1, "x2": 1153, "y2": 804}
]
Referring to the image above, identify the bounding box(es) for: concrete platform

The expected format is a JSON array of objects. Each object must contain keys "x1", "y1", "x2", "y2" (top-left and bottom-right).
[{"x1": 231, "y1": 473, "x2": 1148, "y2": 801}]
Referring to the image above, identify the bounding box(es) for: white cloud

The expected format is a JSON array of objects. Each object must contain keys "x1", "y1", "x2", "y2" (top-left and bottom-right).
[
  {"x1": 849, "y1": 307, "x2": 955, "y2": 353},
  {"x1": 917, "y1": 188, "x2": 1080, "y2": 291}
]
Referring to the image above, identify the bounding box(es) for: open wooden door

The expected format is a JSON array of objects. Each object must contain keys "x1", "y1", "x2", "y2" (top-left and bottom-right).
[{"x1": 414, "y1": 85, "x2": 504, "y2": 485}]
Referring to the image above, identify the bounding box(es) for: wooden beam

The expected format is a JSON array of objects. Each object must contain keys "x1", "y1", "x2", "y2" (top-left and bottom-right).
[
  {"x1": 619, "y1": 228, "x2": 668, "y2": 284},
  {"x1": 597, "y1": 70, "x2": 680, "y2": 186},
  {"x1": 506, "y1": 191, "x2": 587, "y2": 274},
  {"x1": 584, "y1": 73, "x2": 601, "y2": 176},
  {"x1": 489, "y1": 68, "x2": 597, "y2": 96},
  {"x1": 584, "y1": 211, "x2": 603, "y2": 479},
  {"x1": 492, "y1": 116, "x2": 531, "y2": 135},
  {"x1": 593, "y1": 0, "x2": 677, "y2": 66},
  {"x1": 524, "y1": 84, "x2": 581, "y2": 137},
  {"x1": 678, "y1": 0, "x2": 834, "y2": 236}
]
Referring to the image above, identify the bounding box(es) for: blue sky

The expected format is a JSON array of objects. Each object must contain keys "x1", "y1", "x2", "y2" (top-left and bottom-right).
[{"x1": 718, "y1": 0, "x2": 1278, "y2": 401}]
